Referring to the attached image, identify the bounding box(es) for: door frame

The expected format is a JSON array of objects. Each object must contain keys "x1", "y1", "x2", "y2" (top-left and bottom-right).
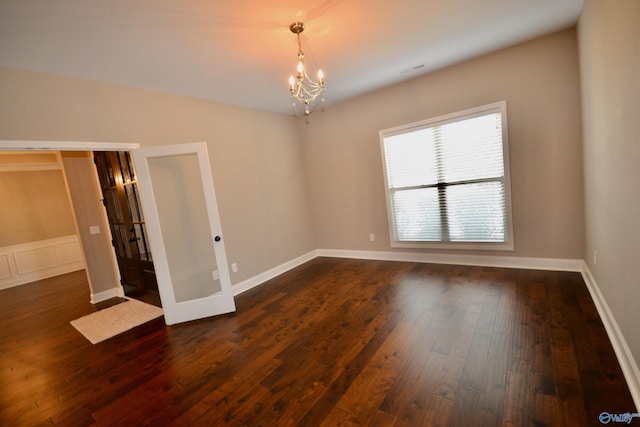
[
  {"x1": 0, "y1": 141, "x2": 140, "y2": 151},
  {"x1": 93, "y1": 150, "x2": 158, "y2": 301},
  {"x1": 0, "y1": 141, "x2": 139, "y2": 301}
]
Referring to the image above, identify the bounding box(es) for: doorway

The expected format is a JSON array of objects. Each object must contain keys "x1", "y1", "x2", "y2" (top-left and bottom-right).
[
  {"x1": 2, "y1": 141, "x2": 235, "y2": 324},
  {"x1": 93, "y1": 151, "x2": 160, "y2": 306}
]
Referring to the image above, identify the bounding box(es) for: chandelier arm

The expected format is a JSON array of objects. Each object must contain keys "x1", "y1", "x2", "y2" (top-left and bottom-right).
[
  {"x1": 301, "y1": 68, "x2": 322, "y2": 87},
  {"x1": 296, "y1": 81, "x2": 322, "y2": 103}
]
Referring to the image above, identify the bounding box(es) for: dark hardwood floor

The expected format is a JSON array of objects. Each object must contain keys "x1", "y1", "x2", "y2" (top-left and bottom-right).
[{"x1": 0, "y1": 258, "x2": 636, "y2": 426}]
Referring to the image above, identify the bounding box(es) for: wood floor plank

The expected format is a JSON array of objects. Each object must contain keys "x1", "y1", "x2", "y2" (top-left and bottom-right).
[
  {"x1": 377, "y1": 320, "x2": 444, "y2": 419},
  {"x1": 386, "y1": 351, "x2": 448, "y2": 425},
  {"x1": 419, "y1": 394, "x2": 455, "y2": 427},
  {"x1": 502, "y1": 357, "x2": 531, "y2": 426},
  {"x1": 328, "y1": 321, "x2": 414, "y2": 425},
  {"x1": 430, "y1": 309, "x2": 478, "y2": 401},
  {"x1": 369, "y1": 410, "x2": 398, "y2": 427},
  {"x1": 0, "y1": 259, "x2": 636, "y2": 426}
]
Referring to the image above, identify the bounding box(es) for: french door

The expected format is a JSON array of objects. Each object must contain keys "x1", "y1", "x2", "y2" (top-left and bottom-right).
[
  {"x1": 93, "y1": 151, "x2": 158, "y2": 298},
  {"x1": 131, "y1": 142, "x2": 235, "y2": 325}
]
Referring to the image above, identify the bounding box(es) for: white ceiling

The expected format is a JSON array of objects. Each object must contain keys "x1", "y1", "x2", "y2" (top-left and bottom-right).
[{"x1": 0, "y1": 0, "x2": 584, "y2": 114}]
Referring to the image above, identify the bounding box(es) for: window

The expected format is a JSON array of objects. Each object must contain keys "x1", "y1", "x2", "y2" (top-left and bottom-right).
[{"x1": 379, "y1": 101, "x2": 514, "y2": 250}]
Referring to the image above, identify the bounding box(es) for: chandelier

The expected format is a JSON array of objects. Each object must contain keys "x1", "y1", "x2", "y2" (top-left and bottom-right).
[{"x1": 288, "y1": 22, "x2": 325, "y2": 116}]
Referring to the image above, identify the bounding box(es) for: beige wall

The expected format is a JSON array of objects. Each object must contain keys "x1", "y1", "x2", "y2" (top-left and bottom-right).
[
  {"x1": 0, "y1": 29, "x2": 584, "y2": 288},
  {"x1": 0, "y1": 67, "x2": 317, "y2": 285},
  {"x1": 0, "y1": 157, "x2": 76, "y2": 247},
  {"x1": 301, "y1": 29, "x2": 585, "y2": 259},
  {"x1": 578, "y1": 0, "x2": 640, "y2": 372},
  {"x1": 60, "y1": 151, "x2": 119, "y2": 294}
]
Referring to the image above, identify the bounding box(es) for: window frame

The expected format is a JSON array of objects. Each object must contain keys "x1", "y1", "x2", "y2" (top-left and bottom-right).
[{"x1": 379, "y1": 101, "x2": 514, "y2": 251}]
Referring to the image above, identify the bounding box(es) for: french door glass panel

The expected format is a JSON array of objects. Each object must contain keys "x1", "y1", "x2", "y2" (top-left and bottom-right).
[{"x1": 147, "y1": 153, "x2": 221, "y2": 302}]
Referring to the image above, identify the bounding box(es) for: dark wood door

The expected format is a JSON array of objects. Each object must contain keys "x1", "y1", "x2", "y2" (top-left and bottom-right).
[{"x1": 93, "y1": 151, "x2": 158, "y2": 298}]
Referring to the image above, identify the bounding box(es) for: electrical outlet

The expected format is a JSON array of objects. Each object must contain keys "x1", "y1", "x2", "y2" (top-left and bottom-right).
[
  {"x1": 369, "y1": 233, "x2": 375, "y2": 242},
  {"x1": 89, "y1": 225, "x2": 101, "y2": 235},
  {"x1": 593, "y1": 250, "x2": 597, "y2": 265},
  {"x1": 212, "y1": 270, "x2": 219, "y2": 280},
  {"x1": 231, "y1": 263, "x2": 238, "y2": 273}
]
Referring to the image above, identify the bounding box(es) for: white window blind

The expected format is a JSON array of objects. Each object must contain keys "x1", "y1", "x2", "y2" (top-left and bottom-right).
[{"x1": 380, "y1": 101, "x2": 513, "y2": 250}]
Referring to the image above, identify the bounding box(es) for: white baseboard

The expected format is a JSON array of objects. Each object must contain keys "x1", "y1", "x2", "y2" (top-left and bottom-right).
[
  {"x1": 90, "y1": 287, "x2": 122, "y2": 304},
  {"x1": 581, "y1": 263, "x2": 640, "y2": 412},
  {"x1": 231, "y1": 250, "x2": 318, "y2": 296},
  {"x1": 316, "y1": 248, "x2": 583, "y2": 272}
]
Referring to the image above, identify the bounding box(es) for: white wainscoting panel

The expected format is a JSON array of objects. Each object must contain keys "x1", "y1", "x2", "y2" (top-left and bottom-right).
[
  {"x1": 59, "y1": 240, "x2": 83, "y2": 264},
  {"x1": 0, "y1": 235, "x2": 85, "y2": 290},
  {"x1": 14, "y1": 245, "x2": 59, "y2": 274},
  {"x1": 0, "y1": 254, "x2": 11, "y2": 280}
]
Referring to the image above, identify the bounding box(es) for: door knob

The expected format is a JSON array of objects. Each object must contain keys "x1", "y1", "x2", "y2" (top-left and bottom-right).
[{"x1": 214, "y1": 236, "x2": 221, "y2": 242}]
